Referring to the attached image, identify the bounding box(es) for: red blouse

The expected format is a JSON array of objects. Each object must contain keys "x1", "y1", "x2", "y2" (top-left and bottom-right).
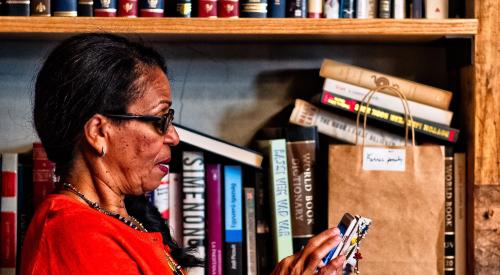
[{"x1": 20, "y1": 194, "x2": 179, "y2": 275}]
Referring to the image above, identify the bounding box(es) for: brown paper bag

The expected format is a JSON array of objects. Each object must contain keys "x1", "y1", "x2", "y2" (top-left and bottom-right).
[{"x1": 328, "y1": 85, "x2": 445, "y2": 274}]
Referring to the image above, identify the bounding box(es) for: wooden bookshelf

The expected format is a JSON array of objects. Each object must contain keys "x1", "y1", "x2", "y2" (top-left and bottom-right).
[{"x1": 0, "y1": 17, "x2": 477, "y2": 41}]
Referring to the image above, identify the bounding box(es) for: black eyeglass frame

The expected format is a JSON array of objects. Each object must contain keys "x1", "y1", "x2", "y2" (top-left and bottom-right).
[{"x1": 102, "y1": 109, "x2": 174, "y2": 134}]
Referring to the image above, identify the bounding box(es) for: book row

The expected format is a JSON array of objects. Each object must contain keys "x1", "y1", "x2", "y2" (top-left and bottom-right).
[{"x1": 0, "y1": 0, "x2": 455, "y2": 18}]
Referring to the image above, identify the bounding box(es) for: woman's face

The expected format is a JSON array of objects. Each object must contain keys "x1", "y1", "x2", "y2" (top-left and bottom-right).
[{"x1": 106, "y1": 66, "x2": 179, "y2": 195}]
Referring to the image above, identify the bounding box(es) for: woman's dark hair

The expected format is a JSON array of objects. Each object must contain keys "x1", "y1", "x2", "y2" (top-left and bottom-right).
[{"x1": 33, "y1": 33, "x2": 202, "y2": 268}]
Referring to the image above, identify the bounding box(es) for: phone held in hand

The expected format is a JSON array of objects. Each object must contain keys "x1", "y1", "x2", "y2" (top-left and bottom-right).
[{"x1": 321, "y1": 213, "x2": 372, "y2": 266}]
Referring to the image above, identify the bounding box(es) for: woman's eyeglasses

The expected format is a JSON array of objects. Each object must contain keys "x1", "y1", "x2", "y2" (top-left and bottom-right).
[{"x1": 103, "y1": 109, "x2": 174, "y2": 134}]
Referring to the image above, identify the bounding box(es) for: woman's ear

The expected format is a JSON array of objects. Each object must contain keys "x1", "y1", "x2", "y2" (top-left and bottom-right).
[{"x1": 83, "y1": 114, "x2": 110, "y2": 157}]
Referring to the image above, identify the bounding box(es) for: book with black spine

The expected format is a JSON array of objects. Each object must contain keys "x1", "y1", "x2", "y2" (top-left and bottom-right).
[
  {"x1": 30, "y1": 0, "x2": 50, "y2": 15},
  {"x1": 77, "y1": 0, "x2": 93, "y2": 16},
  {"x1": 5, "y1": 0, "x2": 29, "y2": 15},
  {"x1": 240, "y1": 0, "x2": 266, "y2": 17},
  {"x1": 444, "y1": 147, "x2": 455, "y2": 274}
]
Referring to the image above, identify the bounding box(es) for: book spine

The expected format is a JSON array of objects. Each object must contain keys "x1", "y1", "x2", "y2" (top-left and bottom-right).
[
  {"x1": 378, "y1": 0, "x2": 391, "y2": 18},
  {"x1": 117, "y1": 0, "x2": 138, "y2": 16},
  {"x1": 356, "y1": 0, "x2": 368, "y2": 18},
  {"x1": 322, "y1": 0, "x2": 339, "y2": 18},
  {"x1": 323, "y1": 78, "x2": 454, "y2": 126},
  {"x1": 206, "y1": 164, "x2": 223, "y2": 275},
  {"x1": 139, "y1": 0, "x2": 164, "y2": 16},
  {"x1": 307, "y1": 0, "x2": 322, "y2": 18},
  {"x1": 425, "y1": 0, "x2": 448, "y2": 19},
  {"x1": 286, "y1": 0, "x2": 305, "y2": 17},
  {"x1": 240, "y1": 0, "x2": 266, "y2": 17},
  {"x1": 224, "y1": 165, "x2": 243, "y2": 275},
  {"x1": 367, "y1": 0, "x2": 376, "y2": 17},
  {"x1": 30, "y1": 0, "x2": 50, "y2": 15},
  {"x1": 454, "y1": 153, "x2": 466, "y2": 275},
  {"x1": 52, "y1": 0, "x2": 77, "y2": 15},
  {"x1": 176, "y1": 0, "x2": 191, "y2": 16},
  {"x1": 393, "y1": 0, "x2": 405, "y2": 18},
  {"x1": 319, "y1": 59, "x2": 453, "y2": 110},
  {"x1": 289, "y1": 99, "x2": 406, "y2": 146},
  {"x1": 320, "y1": 91, "x2": 460, "y2": 143},
  {"x1": 1, "y1": 153, "x2": 18, "y2": 275},
  {"x1": 169, "y1": 171, "x2": 183, "y2": 245},
  {"x1": 411, "y1": 0, "x2": 423, "y2": 18},
  {"x1": 244, "y1": 187, "x2": 257, "y2": 275},
  {"x1": 285, "y1": 128, "x2": 316, "y2": 252},
  {"x1": 155, "y1": 172, "x2": 169, "y2": 220},
  {"x1": 6, "y1": 0, "x2": 29, "y2": 15},
  {"x1": 77, "y1": 0, "x2": 93, "y2": 15},
  {"x1": 32, "y1": 143, "x2": 55, "y2": 209},
  {"x1": 16, "y1": 163, "x2": 33, "y2": 270},
  {"x1": 268, "y1": 0, "x2": 285, "y2": 17},
  {"x1": 444, "y1": 147, "x2": 455, "y2": 274},
  {"x1": 218, "y1": 0, "x2": 237, "y2": 17},
  {"x1": 254, "y1": 169, "x2": 272, "y2": 274},
  {"x1": 198, "y1": 0, "x2": 217, "y2": 17},
  {"x1": 182, "y1": 151, "x2": 205, "y2": 275},
  {"x1": 94, "y1": 0, "x2": 117, "y2": 15},
  {"x1": 339, "y1": 0, "x2": 355, "y2": 18}
]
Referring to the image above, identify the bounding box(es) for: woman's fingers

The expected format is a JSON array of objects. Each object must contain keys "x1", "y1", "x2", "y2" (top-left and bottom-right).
[
  {"x1": 302, "y1": 232, "x2": 343, "y2": 273},
  {"x1": 302, "y1": 227, "x2": 341, "y2": 256},
  {"x1": 318, "y1": 254, "x2": 346, "y2": 275}
]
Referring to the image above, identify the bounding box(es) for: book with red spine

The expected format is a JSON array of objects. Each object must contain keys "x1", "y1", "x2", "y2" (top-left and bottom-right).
[
  {"x1": 198, "y1": 0, "x2": 217, "y2": 17},
  {"x1": 139, "y1": 0, "x2": 163, "y2": 16},
  {"x1": 32, "y1": 143, "x2": 55, "y2": 209},
  {"x1": 218, "y1": 0, "x2": 237, "y2": 17},
  {"x1": 1, "y1": 153, "x2": 18, "y2": 275},
  {"x1": 206, "y1": 164, "x2": 223, "y2": 275},
  {"x1": 117, "y1": 0, "x2": 138, "y2": 16}
]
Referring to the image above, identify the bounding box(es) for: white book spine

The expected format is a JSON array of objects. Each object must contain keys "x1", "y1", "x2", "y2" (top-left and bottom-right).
[
  {"x1": 289, "y1": 99, "x2": 406, "y2": 146},
  {"x1": 154, "y1": 172, "x2": 169, "y2": 220},
  {"x1": 425, "y1": 0, "x2": 448, "y2": 19},
  {"x1": 324, "y1": 0, "x2": 339, "y2": 18},
  {"x1": 393, "y1": 0, "x2": 405, "y2": 18},
  {"x1": 323, "y1": 78, "x2": 453, "y2": 126},
  {"x1": 356, "y1": 0, "x2": 369, "y2": 18},
  {"x1": 182, "y1": 151, "x2": 205, "y2": 274}
]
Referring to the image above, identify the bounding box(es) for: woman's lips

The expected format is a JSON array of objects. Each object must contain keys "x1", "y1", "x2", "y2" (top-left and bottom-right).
[{"x1": 158, "y1": 164, "x2": 169, "y2": 173}]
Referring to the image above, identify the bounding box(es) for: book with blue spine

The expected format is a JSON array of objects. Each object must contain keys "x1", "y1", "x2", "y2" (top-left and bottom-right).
[
  {"x1": 267, "y1": 0, "x2": 285, "y2": 17},
  {"x1": 224, "y1": 165, "x2": 243, "y2": 275},
  {"x1": 52, "y1": 0, "x2": 77, "y2": 16}
]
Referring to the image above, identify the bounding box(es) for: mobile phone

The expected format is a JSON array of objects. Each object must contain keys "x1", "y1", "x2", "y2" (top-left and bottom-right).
[{"x1": 321, "y1": 213, "x2": 372, "y2": 266}]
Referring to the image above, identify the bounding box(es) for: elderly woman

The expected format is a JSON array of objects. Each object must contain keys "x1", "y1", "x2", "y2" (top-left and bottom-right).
[{"x1": 21, "y1": 33, "x2": 345, "y2": 275}]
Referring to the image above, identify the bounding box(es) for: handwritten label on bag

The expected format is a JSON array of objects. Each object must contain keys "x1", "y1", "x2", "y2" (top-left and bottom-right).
[{"x1": 362, "y1": 147, "x2": 406, "y2": 171}]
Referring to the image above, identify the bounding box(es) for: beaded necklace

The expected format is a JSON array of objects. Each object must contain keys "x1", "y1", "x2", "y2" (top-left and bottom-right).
[{"x1": 62, "y1": 182, "x2": 185, "y2": 275}]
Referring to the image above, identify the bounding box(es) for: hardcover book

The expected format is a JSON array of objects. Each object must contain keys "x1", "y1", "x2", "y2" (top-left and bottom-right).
[
  {"x1": 268, "y1": 0, "x2": 285, "y2": 17},
  {"x1": 94, "y1": 0, "x2": 117, "y2": 16},
  {"x1": 176, "y1": 0, "x2": 191, "y2": 17},
  {"x1": 32, "y1": 143, "x2": 55, "y2": 209},
  {"x1": 198, "y1": 0, "x2": 217, "y2": 17},
  {"x1": 240, "y1": 0, "x2": 266, "y2": 17},
  {"x1": 174, "y1": 123, "x2": 263, "y2": 169},
  {"x1": 425, "y1": 0, "x2": 448, "y2": 19},
  {"x1": 393, "y1": 0, "x2": 405, "y2": 18},
  {"x1": 411, "y1": 0, "x2": 423, "y2": 18},
  {"x1": 52, "y1": 0, "x2": 77, "y2": 15},
  {"x1": 454, "y1": 153, "x2": 466, "y2": 275},
  {"x1": 206, "y1": 164, "x2": 223, "y2": 275},
  {"x1": 224, "y1": 165, "x2": 243, "y2": 275},
  {"x1": 168, "y1": 154, "x2": 183, "y2": 245},
  {"x1": 285, "y1": 126, "x2": 317, "y2": 252},
  {"x1": 444, "y1": 147, "x2": 455, "y2": 274},
  {"x1": 77, "y1": 0, "x2": 93, "y2": 15},
  {"x1": 378, "y1": 0, "x2": 390, "y2": 18},
  {"x1": 355, "y1": 0, "x2": 368, "y2": 18},
  {"x1": 286, "y1": 0, "x2": 305, "y2": 17},
  {"x1": 320, "y1": 91, "x2": 460, "y2": 143},
  {"x1": 320, "y1": 59, "x2": 453, "y2": 110},
  {"x1": 339, "y1": 0, "x2": 355, "y2": 18},
  {"x1": 289, "y1": 99, "x2": 405, "y2": 146},
  {"x1": 182, "y1": 151, "x2": 205, "y2": 275},
  {"x1": 323, "y1": 78, "x2": 454, "y2": 126},
  {"x1": 307, "y1": 0, "x2": 321, "y2": 17},
  {"x1": 256, "y1": 139, "x2": 294, "y2": 264},
  {"x1": 1, "y1": 153, "x2": 18, "y2": 275},
  {"x1": 139, "y1": 0, "x2": 164, "y2": 16},
  {"x1": 253, "y1": 168, "x2": 273, "y2": 274},
  {"x1": 244, "y1": 187, "x2": 257, "y2": 275},
  {"x1": 5, "y1": 0, "x2": 29, "y2": 15},
  {"x1": 30, "y1": 0, "x2": 50, "y2": 15},
  {"x1": 117, "y1": 0, "x2": 138, "y2": 16},
  {"x1": 218, "y1": 0, "x2": 237, "y2": 17}
]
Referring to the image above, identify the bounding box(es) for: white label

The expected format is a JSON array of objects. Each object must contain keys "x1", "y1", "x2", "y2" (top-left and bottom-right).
[{"x1": 363, "y1": 147, "x2": 406, "y2": 171}]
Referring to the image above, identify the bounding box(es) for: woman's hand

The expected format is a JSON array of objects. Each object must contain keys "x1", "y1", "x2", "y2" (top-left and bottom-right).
[{"x1": 271, "y1": 228, "x2": 346, "y2": 275}]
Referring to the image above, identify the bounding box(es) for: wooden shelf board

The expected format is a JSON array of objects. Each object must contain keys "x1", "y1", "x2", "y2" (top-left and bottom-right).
[{"x1": 0, "y1": 17, "x2": 477, "y2": 41}]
